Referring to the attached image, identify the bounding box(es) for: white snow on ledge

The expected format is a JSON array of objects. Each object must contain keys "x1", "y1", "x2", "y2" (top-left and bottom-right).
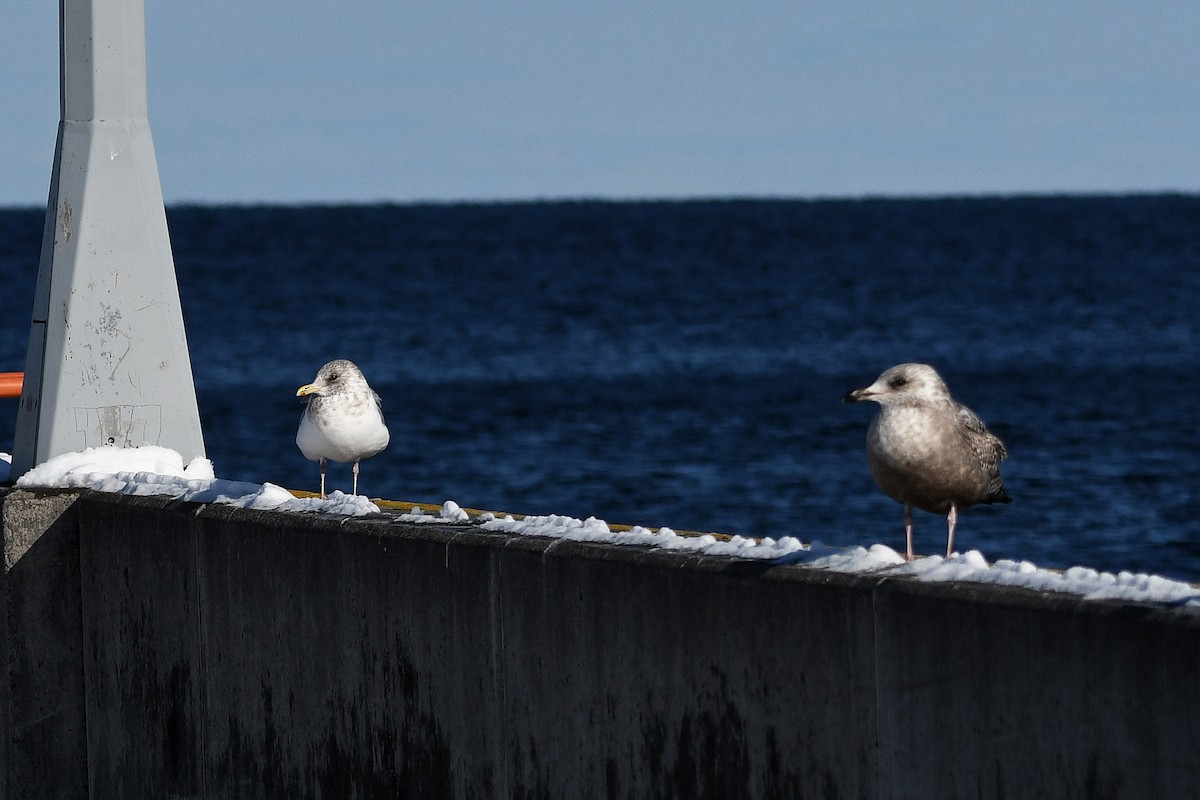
[
  {"x1": 3, "y1": 447, "x2": 1198, "y2": 608},
  {"x1": 476, "y1": 513, "x2": 1200, "y2": 607},
  {"x1": 8, "y1": 446, "x2": 379, "y2": 517}
]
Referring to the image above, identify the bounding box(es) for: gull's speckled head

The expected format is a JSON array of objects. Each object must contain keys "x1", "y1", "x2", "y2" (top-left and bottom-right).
[
  {"x1": 842, "y1": 362, "x2": 952, "y2": 407},
  {"x1": 297, "y1": 359, "x2": 366, "y2": 398}
]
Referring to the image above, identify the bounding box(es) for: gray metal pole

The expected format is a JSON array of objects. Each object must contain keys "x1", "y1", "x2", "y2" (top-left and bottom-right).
[{"x1": 11, "y1": 0, "x2": 205, "y2": 475}]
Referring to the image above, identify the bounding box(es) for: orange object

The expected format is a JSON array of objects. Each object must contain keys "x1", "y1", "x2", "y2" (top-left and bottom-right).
[{"x1": 0, "y1": 372, "x2": 23, "y2": 399}]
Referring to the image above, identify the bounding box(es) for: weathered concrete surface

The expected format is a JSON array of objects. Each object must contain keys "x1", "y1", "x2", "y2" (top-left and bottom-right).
[
  {"x1": 871, "y1": 582, "x2": 1200, "y2": 799},
  {"x1": 1, "y1": 491, "x2": 88, "y2": 800},
  {"x1": 77, "y1": 495, "x2": 205, "y2": 798},
  {"x1": 2, "y1": 488, "x2": 1199, "y2": 799}
]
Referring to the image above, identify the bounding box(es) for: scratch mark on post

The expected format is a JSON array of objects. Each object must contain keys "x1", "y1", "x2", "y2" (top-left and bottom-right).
[
  {"x1": 109, "y1": 329, "x2": 133, "y2": 382},
  {"x1": 58, "y1": 200, "x2": 73, "y2": 242}
]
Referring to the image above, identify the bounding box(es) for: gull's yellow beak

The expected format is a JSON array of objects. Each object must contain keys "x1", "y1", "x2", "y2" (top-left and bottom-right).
[{"x1": 296, "y1": 383, "x2": 320, "y2": 397}]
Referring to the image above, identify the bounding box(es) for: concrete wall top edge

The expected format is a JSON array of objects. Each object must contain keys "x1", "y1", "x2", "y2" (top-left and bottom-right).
[{"x1": 5, "y1": 486, "x2": 1199, "y2": 628}]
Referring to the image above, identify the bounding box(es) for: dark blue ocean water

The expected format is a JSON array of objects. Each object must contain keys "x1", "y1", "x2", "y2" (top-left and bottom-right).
[{"x1": 2, "y1": 196, "x2": 1199, "y2": 581}]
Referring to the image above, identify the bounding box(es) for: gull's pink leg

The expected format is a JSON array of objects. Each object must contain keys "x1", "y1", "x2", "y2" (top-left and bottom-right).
[
  {"x1": 904, "y1": 503, "x2": 915, "y2": 562},
  {"x1": 946, "y1": 503, "x2": 958, "y2": 557},
  {"x1": 352, "y1": 459, "x2": 360, "y2": 496},
  {"x1": 320, "y1": 458, "x2": 327, "y2": 500}
]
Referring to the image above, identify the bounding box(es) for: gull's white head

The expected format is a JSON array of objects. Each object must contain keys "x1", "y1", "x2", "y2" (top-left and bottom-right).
[{"x1": 842, "y1": 362, "x2": 952, "y2": 407}]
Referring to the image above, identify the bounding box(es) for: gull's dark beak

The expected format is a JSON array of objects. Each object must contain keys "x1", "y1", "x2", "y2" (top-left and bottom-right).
[{"x1": 843, "y1": 388, "x2": 872, "y2": 403}]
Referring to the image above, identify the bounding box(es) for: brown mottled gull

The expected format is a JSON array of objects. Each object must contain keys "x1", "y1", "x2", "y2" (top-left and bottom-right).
[
  {"x1": 296, "y1": 359, "x2": 390, "y2": 499},
  {"x1": 843, "y1": 363, "x2": 1011, "y2": 561}
]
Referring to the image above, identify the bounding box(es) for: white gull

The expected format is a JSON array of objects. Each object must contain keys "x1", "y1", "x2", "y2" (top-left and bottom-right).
[{"x1": 296, "y1": 359, "x2": 390, "y2": 499}]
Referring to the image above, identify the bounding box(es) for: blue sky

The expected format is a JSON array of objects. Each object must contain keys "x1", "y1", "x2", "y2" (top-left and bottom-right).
[{"x1": 3, "y1": 2, "x2": 1199, "y2": 205}]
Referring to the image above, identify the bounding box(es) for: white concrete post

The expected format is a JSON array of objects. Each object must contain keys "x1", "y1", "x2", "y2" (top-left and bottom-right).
[{"x1": 11, "y1": 0, "x2": 206, "y2": 475}]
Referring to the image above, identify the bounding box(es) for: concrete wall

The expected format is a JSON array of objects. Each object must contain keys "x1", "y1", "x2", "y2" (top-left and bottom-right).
[{"x1": 2, "y1": 488, "x2": 1198, "y2": 799}]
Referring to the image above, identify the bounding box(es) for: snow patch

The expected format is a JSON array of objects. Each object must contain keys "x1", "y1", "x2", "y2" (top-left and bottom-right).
[
  {"x1": 895, "y1": 553, "x2": 1200, "y2": 605},
  {"x1": 398, "y1": 500, "x2": 472, "y2": 523},
  {"x1": 8, "y1": 446, "x2": 379, "y2": 516},
  {"x1": 476, "y1": 510, "x2": 1199, "y2": 607}
]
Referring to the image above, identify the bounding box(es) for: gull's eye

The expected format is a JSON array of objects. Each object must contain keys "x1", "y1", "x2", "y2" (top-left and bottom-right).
[
  {"x1": 328, "y1": 372, "x2": 340, "y2": 382},
  {"x1": 889, "y1": 376, "x2": 908, "y2": 389}
]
